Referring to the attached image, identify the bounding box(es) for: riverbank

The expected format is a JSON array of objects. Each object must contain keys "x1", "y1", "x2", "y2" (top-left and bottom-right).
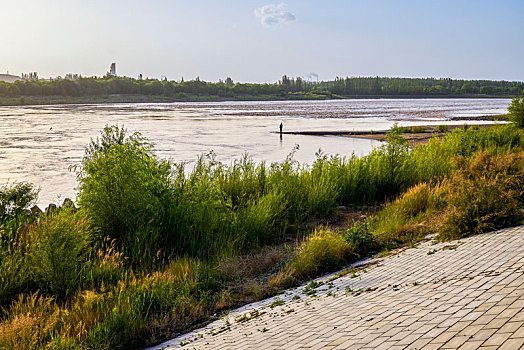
[
  {"x1": 0, "y1": 93, "x2": 516, "y2": 107},
  {"x1": 0, "y1": 123, "x2": 523, "y2": 349},
  {"x1": 0, "y1": 93, "x2": 329, "y2": 106}
]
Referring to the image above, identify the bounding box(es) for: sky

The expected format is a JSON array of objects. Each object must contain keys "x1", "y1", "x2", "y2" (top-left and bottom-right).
[{"x1": 1, "y1": 0, "x2": 523, "y2": 83}]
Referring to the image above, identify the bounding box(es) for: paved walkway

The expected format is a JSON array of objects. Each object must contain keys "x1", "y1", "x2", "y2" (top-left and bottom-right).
[{"x1": 150, "y1": 226, "x2": 524, "y2": 350}]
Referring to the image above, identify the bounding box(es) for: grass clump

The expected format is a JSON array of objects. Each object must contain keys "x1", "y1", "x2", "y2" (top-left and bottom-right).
[
  {"x1": 288, "y1": 228, "x2": 355, "y2": 280},
  {"x1": 344, "y1": 221, "x2": 376, "y2": 252},
  {"x1": 0, "y1": 293, "x2": 63, "y2": 350}
]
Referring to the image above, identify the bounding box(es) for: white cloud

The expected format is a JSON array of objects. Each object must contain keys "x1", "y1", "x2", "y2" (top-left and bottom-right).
[{"x1": 254, "y1": 3, "x2": 295, "y2": 27}]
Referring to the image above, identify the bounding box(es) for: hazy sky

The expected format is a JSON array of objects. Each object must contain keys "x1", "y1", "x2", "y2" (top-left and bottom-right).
[{"x1": 1, "y1": 0, "x2": 523, "y2": 82}]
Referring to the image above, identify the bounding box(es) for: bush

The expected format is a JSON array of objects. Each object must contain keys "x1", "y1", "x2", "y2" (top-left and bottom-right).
[
  {"x1": 235, "y1": 191, "x2": 288, "y2": 249},
  {"x1": 412, "y1": 126, "x2": 426, "y2": 133},
  {"x1": 28, "y1": 210, "x2": 92, "y2": 298},
  {"x1": 0, "y1": 183, "x2": 37, "y2": 220},
  {"x1": 509, "y1": 92, "x2": 524, "y2": 128},
  {"x1": 307, "y1": 177, "x2": 337, "y2": 217},
  {"x1": 436, "y1": 125, "x2": 449, "y2": 132},
  {"x1": 76, "y1": 125, "x2": 172, "y2": 263},
  {"x1": 438, "y1": 151, "x2": 524, "y2": 240},
  {"x1": 390, "y1": 123, "x2": 408, "y2": 134},
  {"x1": 0, "y1": 228, "x2": 28, "y2": 305},
  {"x1": 345, "y1": 221, "x2": 377, "y2": 252}
]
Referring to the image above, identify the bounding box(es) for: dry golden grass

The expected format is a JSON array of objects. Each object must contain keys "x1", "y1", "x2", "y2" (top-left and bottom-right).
[
  {"x1": 218, "y1": 245, "x2": 291, "y2": 281},
  {"x1": 0, "y1": 293, "x2": 61, "y2": 350}
]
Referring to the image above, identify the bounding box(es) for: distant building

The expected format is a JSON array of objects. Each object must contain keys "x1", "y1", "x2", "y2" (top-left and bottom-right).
[
  {"x1": 109, "y1": 63, "x2": 117, "y2": 77},
  {"x1": 0, "y1": 73, "x2": 21, "y2": 83}
]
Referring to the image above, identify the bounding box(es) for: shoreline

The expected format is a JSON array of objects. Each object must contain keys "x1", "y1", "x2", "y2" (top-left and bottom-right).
[
  {"x1": 0, "y1": 93, "x2": 515, "y2": 107},
  {"x1": 276, "y1": 122, "x2": 507, "y2": 146}
]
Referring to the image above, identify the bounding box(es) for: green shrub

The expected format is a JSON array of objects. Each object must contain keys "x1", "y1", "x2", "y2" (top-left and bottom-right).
[
  {"x1": 412, "y1": 126, "x2": 426, "y2": 133},
  {"x1": 345, "y1": 221, "x2": 377, "y2": 252},
  {"x1": 438, "y1": 151, "x2": 524, "y2": 240},
  {"x1": 0, "y1": 183, "x2": 37, "y2": 220},
  {"x1": 436, "y1": 125, "x2": 448, "y2": 132},
  {"x1": 76, "y1": 125, "x2": 173, "y2": 263},
  {"x1": 235, "y1": 190, "x2": 288, "y2": 250},
  {"x1": 509, "y1": 92, "x2": 524, "y2": 128},
  {"x1": 28, "y1": 210, "x2": 92, "y2": 298},
  {"x1": 307, "y1": 176, "x2": 337, "y2": 217},
  {"x1": 390, "y1": 123, "x2": 408, "y2": 134},
  {"x1": 379, "y1": 130, "x2": 412, "y2": 195},
  {"x1": 0, "y1": 227, "x2": 28, "y2": 305},
  {"x1": 0, "y1": 184, "x2": 38, "y2": 304}
]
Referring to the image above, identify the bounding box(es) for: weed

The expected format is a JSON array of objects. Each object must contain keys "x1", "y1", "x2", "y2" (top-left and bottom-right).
[
  {"x1": 269, "y1": 298, "x2": 285, "y2": 309},
  {"x1": 235, "y1": 310, "x2": 264, "y2": 323}
]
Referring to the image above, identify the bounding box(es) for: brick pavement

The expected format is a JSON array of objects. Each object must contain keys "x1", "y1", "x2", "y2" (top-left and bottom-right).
[{"x1": 148, "y1": 225, "x2": 524, "y2": 350}]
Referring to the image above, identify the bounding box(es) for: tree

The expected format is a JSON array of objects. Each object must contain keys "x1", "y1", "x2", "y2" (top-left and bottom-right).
[{"x1": 508, "y1": 92, "x2": 524, "y2": 128}]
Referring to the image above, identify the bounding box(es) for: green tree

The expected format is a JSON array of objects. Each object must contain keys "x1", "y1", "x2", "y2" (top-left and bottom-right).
[{"x1": 508, "y1": 92, "x2": 524, "y2": 128}]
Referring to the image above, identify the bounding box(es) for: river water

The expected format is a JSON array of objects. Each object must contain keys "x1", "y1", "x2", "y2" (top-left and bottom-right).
[{"x1": 0, "y1": 98, "x2": 510, "y2": 207}]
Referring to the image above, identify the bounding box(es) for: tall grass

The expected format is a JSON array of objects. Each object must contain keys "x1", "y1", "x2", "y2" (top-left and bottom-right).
[{"x1": 367, "y1": 182, "x2": 443, "y2": 246}]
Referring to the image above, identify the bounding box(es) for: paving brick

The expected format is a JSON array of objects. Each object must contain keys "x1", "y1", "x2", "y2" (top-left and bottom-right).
[
  {"x1": 147, "y1": 226, "x2": 524, "y2": 350},
  {"x1": 457, "y1": 340, "x2": 484, "y2": 350},
  {"x1": 500, "y1": 337, "x2": 524, "y2": 349}
]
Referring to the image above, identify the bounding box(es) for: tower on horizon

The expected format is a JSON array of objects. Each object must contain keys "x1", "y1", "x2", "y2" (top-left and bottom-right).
[{"x1": 109, "y1": 63, "x2": 117, "y2": 77}]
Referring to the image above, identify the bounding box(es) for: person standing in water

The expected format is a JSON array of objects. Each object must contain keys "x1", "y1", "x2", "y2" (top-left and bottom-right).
[{"x1": 279, "y1": 122, "x2": 283, "y2": 134}]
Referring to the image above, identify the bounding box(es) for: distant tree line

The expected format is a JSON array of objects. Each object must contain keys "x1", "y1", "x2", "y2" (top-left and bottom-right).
[
  {"x1": 280, "y1": 76, "x2": 524, "y2": 96},
  {"x1": 0, "y1": 75, "x2": 522, "y2": 99}
]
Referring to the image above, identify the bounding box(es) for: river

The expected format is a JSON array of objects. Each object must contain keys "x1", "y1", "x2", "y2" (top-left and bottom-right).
[{"x1": 0, "y1": 98, "x2": 511, "y2": 207}]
